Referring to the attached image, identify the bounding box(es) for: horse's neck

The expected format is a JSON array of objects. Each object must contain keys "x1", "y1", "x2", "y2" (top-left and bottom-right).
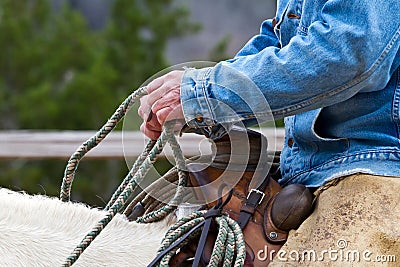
[
  {"x1": 0, "y1": 188, "x2": 170, "y2": 266},
  {"x1": 0, "y1": 188, "x2": 107, "y2": 236}
]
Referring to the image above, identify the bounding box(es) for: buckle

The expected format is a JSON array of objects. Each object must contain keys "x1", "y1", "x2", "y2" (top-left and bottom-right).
[{"x1": 247, "y1": 189, "x2": 265, "y2": 204}]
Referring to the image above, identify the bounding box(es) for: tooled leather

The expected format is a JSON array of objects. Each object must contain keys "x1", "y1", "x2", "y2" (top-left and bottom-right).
[
  {"x1": 189, "y1": 166, "x2": 281, "y2": 225},
  {"x1": 188, "y1": 165, "x2": 287, "y2": 267},
  {"x1": 174, "y1": 127, "x2": 286, "y2": 266}
]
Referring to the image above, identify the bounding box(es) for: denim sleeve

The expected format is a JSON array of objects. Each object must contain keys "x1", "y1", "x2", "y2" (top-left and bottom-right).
[
  {"x1": 233, "y1": 19, "x2": 280, "y2": 57},
  {"x1": 180, "y1": 1, "x2": 400, "y2": 128}
]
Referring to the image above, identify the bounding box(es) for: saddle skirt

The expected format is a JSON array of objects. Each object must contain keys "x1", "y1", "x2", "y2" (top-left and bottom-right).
[{"x1": 172, "y1": 127, "x2": 313, "y2": 266}]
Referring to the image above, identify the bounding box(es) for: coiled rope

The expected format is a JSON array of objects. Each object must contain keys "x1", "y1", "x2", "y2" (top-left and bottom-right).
[
  {"x1": 60, "y1": 87, "x2": 246, "y2": 266},
  {"x1": 60, "y1": 86, "x2": 148, "y2": 202},
  {"x1": 147, "y1": 187, "x2": 247, "y2": 267}
]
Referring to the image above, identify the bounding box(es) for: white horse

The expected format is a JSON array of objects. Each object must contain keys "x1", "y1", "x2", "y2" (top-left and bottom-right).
[{"x1": 0, "y1": 187, "x2": 173, "y2": 266}]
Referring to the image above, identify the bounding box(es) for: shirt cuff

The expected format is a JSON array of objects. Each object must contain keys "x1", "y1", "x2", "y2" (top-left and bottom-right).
[{"x1": 180, "y1": 67, "x2": 216, "y2": 128}]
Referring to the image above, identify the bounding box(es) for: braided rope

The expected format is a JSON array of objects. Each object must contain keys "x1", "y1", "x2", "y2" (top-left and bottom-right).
[
  {"x1": 105, "y1": 139, "x2": 156, "y2": 210},
  {"x1": 154, "y1": 210, "x2": 246, "y2": 267},
  {"x1": 60, "y1": 87, "x2": 246, "y2": 266},
  {"x1": 125, "y1": 155, "x2": 204, "y2": 217},
  {"x1": 135, "y1": 128, "x2": 188, "y2": 223},
  {"x1": 63, "y1": 130, "x2": 168, "y2": 266},
  {"x1": 225, "y1": 216, "x2": 247, "y2": 267},
  {"x1": 123, "y1": 167, "x2": 179, "y2": 217},
  {"x1": 222, "y1": 219, "x2": 236, "y2": 267},
  {"x1": 60, "y1": 87, "x2": 148, "y2": 202},
  {"x1": 150, "y1": 192, "x2": 193, "y2": 214},
  {"x1": 209, "y1": 216, "x2": 229, "y2": 265}
]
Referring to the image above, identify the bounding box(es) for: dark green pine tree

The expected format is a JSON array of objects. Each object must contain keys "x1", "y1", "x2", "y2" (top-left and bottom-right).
[
  {"x1": 0, "y1": 0, "x2": 198, "y2": 205},
  {"x1": 104, "y1": 0, "x2": 200, "y2": 94}
]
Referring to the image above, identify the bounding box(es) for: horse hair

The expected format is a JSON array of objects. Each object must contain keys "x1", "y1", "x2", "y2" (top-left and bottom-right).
[{"x1": 0, "y1": 188, "x2": 173, "y2": 266}]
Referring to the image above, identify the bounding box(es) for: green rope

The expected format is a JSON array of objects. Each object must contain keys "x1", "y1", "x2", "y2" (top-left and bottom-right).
[
  {"x1": 224, "y1": 216, "x2": 247, "y2": 267},
  {"x1": 62, "y1": 118, "x2": 190, "y2": 266},
  {"x1": 123, "y1": 167, "x2": 179, "y2": 217},
  {"x1": 60, "y1": 87, "x2": 148, "y2": 202},
  {"x1": 62, "y1": 130, "x2": 168, "y2": 267},
  {"x1": 60, "y1": 87, "x2": 247, "y2": 267},
  {"x1": 154, "y1": 210, "x2": 246, "y2": 267},
  {"x1": 159, "y1": 218, "x2": 205, "y2": 266},
  {"x1": 135, "y1": 128, "x2": 188, "y2": 223},
  {"x1": 125, "y1": 155, "x2": 205, "y2": 218},
  {"x1": 105, "y1": 139, "x2": 156, "y2": 210},
  {"x1": 209, "y1": 216, "x2": 229, "y2": 265}
]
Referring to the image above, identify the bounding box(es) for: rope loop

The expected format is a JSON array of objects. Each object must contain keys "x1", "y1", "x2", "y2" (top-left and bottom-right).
[
  {"x1": 147, "y1": 210, "x2": 246, "y2": 267},
  {"x1": 147, "y1": 186, "x2": 245, "y2": 267},
  {"x1": 60, "y1": 88, "x2": 245, "y2": 267},
  {"x1": 60, "y1": 86, "x2": 148, "y2": 202}
]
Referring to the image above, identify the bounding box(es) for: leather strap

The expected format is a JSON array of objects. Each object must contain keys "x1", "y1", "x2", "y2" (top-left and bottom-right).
[
  {"x1": 146, "y1": 220, "x2": 206, "y2": 267},
  {"x1": 193, "y1": 215, "x2": 213, "y2": 267},
  {"x1": 193, "y1": 185, "x2": 233, "y2": 267},
  {"x1": 126, "y1": 201, "x2": 145, "y2": 221},
  {"x1": 237, "y1": 173, "x2": 271, "y2": 229}
]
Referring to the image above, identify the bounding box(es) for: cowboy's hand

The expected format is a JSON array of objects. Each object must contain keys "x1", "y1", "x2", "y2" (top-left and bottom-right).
[{"x1": 138, "y1": 70, "x2": 184, "y2": 140}]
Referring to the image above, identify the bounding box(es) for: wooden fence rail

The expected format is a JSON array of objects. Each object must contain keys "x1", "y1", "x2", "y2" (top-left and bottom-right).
[{"x1": 0, "y1": 128, "x2": 285, "y2": 159}]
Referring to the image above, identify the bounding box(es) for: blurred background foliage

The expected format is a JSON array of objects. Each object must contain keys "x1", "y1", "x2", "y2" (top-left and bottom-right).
[
  {"x1": 0, "y1": 0, "x2": 200, "y2": 205},
  {"x1": 0, "y1": 0, "x2": 201, "y2": 130},
  {"x1": 0, "y1": 0, "x2": 278, "y2": 206}
]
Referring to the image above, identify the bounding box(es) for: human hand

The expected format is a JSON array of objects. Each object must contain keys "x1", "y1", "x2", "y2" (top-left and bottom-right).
[{"x1": 138, "y1": 70, "x2": 185, "y2": 140}]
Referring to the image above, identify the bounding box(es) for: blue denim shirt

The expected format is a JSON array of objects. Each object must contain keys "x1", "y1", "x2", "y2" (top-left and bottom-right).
[{"x1": 180, "y1": 0, "x2": 400, "y2": 187}]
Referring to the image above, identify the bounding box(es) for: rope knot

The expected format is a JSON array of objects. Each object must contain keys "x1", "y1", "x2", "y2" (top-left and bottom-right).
[{"x1": 203, "y1": 208, "x2": 222, "y2": 219}]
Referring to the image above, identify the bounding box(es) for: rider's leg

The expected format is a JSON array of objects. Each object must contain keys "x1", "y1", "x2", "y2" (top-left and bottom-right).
[{"x1": 269, "y1": 173, "x2": 400, "y2": 266}]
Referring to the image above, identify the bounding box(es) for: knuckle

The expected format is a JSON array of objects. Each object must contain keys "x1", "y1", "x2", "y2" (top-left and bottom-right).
[
  {"x1": 151, "y1": 101, "x2": 162, "y2": 112},
  {"x1": 138, "y1": 107, "x2": 144, "y2": 117},
  {"x1": 156, "y1": 112, "x2": 166, "y2": 124},
  {"x1": 140, "y1": 96, "x2": 148, "y2": 105},
  {"x1": 167, "y1": 70, "x2": 178, "y2": 77}
]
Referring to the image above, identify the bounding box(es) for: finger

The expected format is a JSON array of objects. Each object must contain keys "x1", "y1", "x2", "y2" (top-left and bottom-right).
[
  {"x1": 146, "y1": 83, "x2": 180, "y2": 109},
  {"x1": 146, "y1": 115, "x2": 162, "y2": 131},
  {"x1": 138, "y1": 84, "x2": 172, "y2": 120},
  {"x1": 139, "y1": 83, "x2": 173, "y2": 120},
  {"x1": 146, "y1": 110, "x2": 154, "y2": 122},
  {"x1": 141, "y1": 70, "x2": 183, "y2": 121},
  {"x1": 138, "y1": 95, "x2": 151, "y2": 120},
  {"x1": 155, "y1": 106, "x2": 174, "y2": 126},
  {"x1": 147, "y1": 70, "x2": 183, "y2": 93},
  {"x1": 140, "y1": 122, "x2": 162, "y2": 140},
  {"x1": 151, "y1": 89, "x2": 180, "y2": 114},
  {"x1": 155, "y1": 105, "x2": 184, "y2": 126},
  {"x1": 146, "y1": 74, "x2": 166, "y2": 94}
]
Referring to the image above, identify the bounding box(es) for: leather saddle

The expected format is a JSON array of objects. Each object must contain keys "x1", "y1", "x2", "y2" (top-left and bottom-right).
[{"x1": 171, "y1": 127, "x2": 314, "y2": 266}]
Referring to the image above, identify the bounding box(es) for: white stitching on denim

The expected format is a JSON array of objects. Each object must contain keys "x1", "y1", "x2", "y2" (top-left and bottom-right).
[{"x1": 199, "y1": 67, "x2": 215, "y2": 123}]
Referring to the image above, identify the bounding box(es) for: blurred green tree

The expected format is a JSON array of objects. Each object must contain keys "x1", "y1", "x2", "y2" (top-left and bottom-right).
[
  {"x1": 208, "y1": 35, "x2": 232, "y2": 62},
  {"x1": 0, "y1": 0, "x2": 199, "y2": 205}
]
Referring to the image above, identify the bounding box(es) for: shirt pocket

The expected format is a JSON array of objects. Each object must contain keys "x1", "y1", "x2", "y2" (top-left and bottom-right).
[{"x1": 293, "y1": 109, "x2": 350, "y2": 154}]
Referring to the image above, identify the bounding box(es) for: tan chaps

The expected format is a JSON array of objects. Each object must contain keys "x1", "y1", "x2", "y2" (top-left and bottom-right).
[{"x1": 269, "y1": 173, "x2": 400, "y2": 266}]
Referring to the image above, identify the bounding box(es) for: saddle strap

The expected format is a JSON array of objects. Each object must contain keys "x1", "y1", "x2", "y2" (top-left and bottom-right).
[
  {"x1": 193, "y1": 186, "x2": 233, "y2": 267},
  {"x1": 237, "y1": 173, "x2": 271, "y2": 229}
]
